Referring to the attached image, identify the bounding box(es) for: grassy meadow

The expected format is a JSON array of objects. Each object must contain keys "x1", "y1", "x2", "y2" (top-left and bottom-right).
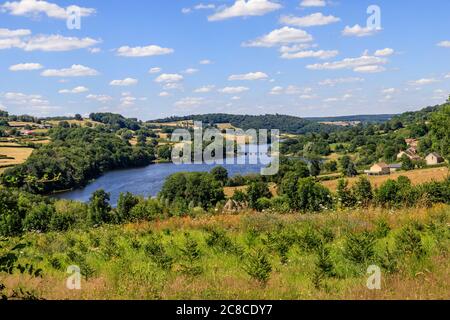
[{"x1": 1, "y1": 205, "x2": 449, "y2": 300}]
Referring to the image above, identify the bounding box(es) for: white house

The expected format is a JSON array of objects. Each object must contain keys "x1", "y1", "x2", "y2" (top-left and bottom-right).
[{"x1": 425, "y1": 153, "x2": 444, "y2": 166}]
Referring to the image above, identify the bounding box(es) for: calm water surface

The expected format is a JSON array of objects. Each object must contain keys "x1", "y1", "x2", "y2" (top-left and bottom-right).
[{"x1": 55, "y1": 158, "x2": 267, "y2": 206}]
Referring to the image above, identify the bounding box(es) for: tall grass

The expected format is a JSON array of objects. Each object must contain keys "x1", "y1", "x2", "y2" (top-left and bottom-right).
[{"x1": 1, "y1": 205, "x2": 449, "y2": 300}]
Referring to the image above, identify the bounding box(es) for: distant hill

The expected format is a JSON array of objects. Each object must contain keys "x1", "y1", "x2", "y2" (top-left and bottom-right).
[
  {"x1": 305, "y1": 114, "x2": 396, "y2": 123},
  {"x1": 148, "y1": 113, "x2": 341, "y2": 134}
]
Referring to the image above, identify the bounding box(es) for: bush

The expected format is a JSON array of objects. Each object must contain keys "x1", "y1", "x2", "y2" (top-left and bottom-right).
[
  {"x1": 295, "y1": 178, "x2": 333, "y2": 212},
  {"x1": 242, "y1": 249, "x2": 272, "y2": 286},
  {"x1": 395, "y1": 223, "x2": 425, "y2": 258},
  {"x1": 352, "y1": 176, "x2": 373, "y2": 207},
  {"x1": 179, "y1": 233, "x2": 203, "y2": 276},
  {"x1": 255, "y1": 197, "x2": 272, "y2": 212},
  {"x1": 88, "y1": 189, "x2": 111, "y2": 226},
  {"x1": 210, "y1": 166, "x2": 228, "y2": 185},
  {"x1": 129, "y1": 198, "x2": 164, "y2": 221},
  {"x1": 115, "y1": 192, "x2": 139, "y2": 223},
  {"x1": 247, "y1": 181, "x2": 272, "y2": 210},
  {"x1": 205, "y1": 229, "x2": 242, "y2": 256},
  {"x1": 50, "y1": 200, "x2": 86, "y2": 231},
  {"x1": 159, "y1": 172, "x2": 224, "y2": 209},
  {"x1": 23, "y1": 203, "x2": 54, "y2": 233},
  {"x1": 336, "y1": 179, "x2": 356, "y2": 209},
  {"x1": 269, "y1": 196, "x2": 291, "y2": 214},
  {"x1": 343, "y1": 231, "x2": 376, "y2": 265},
  {"x1": 231, "y1": 190, "x2": 247, "y2": 203},
  {"x1": 144, "y1": 236, "x2": 173, "y2": 270}
]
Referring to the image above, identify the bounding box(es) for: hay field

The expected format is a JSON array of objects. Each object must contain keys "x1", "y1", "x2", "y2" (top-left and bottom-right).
[{"x1": 322, "y1": 167, "x2": 449, "y2": 191}]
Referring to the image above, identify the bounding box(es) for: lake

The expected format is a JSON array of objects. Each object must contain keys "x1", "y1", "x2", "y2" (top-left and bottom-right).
[{"x1": 55, "y1": 153, "x2": 269, "y2": 206}]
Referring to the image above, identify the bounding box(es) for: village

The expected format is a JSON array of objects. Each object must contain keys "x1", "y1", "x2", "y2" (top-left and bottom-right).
[{"x1": 364, "y1": 138, "x2": 446, "y2": 176}]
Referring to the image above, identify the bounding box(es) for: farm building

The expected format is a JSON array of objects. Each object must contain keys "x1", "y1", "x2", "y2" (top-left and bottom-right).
[
  {"x1": 397, "y1": 148, "x2": 421, "y2": 161},
  {"x1": 365, "y1": 163, "x2": 402, "y2": 176},
  {"x1": 426, "y1": 153, "x2": 445, "y2": 166},
  {"x1": 365, "y1": 163, "x2": 391, "y2": 176}
]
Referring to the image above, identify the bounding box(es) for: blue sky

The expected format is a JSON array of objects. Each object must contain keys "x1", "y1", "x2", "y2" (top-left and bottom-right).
[{"x1": 0, "y1": 0, "x2": 449, "y2": 120}]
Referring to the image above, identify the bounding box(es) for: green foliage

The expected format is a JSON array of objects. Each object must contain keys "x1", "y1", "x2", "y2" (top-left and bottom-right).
[
  {"x1": 129, "y1": 198, "x2": 164, "y2": 221},
  {"x1": 22, "y1": 203, "x2": 55, "y2": 233},
  {"x1": 179, "y1": 233, "x2": 203, "y2": 276},
  {"x1": 0, "y1": 241, "x2": 42, "y2": 300},
  {"x1": 295, "y1": 178, "x2": 333, "y2": 212},
  {"x1": 89, "y1": 112, "x2": 141, "y2": 130},
  {"x1": 429, "y1": 104, "x2": 450, "y2": 159},
  {"x1": 2, "y1": 126, "x2": 154, "y2": 193},
  {"x1": 336, "y1": 179, "x2": 356, "y2": 209},
  {"x1": 159, "y1": 172, "x2": 224, "y2": 210},
  {"x1": 210, "y1": 166, "x2": 228, "y2": 185},
  {"x1": 205, "y1": 229, "x2": 242, "y2": 256},
  {"x1": 401, "y1": 155, "x2": 415, "y2": 171},
  {"x1": 153, "y1": 113, "x2": 338, "y2": 135},
  {"x1": 144, "y1": 235, "x2": 173, "y2": 271},
  {"x1": 157, "y1": 145, "x2": 172, "y2": 161},
  {"x1": 343, "y1": 231, "x2": 376, "y2": 265},
  {"x1": 395, "y1": 223, "x2": 425, "y2": 258},
  {"x1": 231, "y1": 190, "x2": 248, "y2": 203},
  {"x1": 88, "y1": 190, "x2": 111, "y2": 226},
  {"x1": 247, "y1": 181, "x2": 272, "y2": 210},
  {"x1": 352, "y1": 176, "x2": 373, "y2": 207},
  {"x1": 115, "y1": 192, "x2": 139, "y2": 223},
  {"x1": 242, "y1": 249, "x2": 272, "y2": 286},
  {"x1": 254, "y1": 197, "x2": 272, "y2": 212},
  {"x1": 315, "y1": 245, "x2": 335, "y2": 278}
]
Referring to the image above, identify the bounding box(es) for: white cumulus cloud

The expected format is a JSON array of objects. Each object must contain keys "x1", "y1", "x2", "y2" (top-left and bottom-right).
[
  {"x1": 0, "y1": 27, "x2": 31, "y2": 37},
  {"x1": 1, "y1": 0, "x2": 95, "y2": 19},
  {"x1": 374, "y1": 48, "x2": 394, "y2": 57},
  {"x1": 9, "y1": 62, "x2": 43, "y2": 71},
  {"x1": 116, "y1": 44, "x2": 174, "y2": 57},
  {"x1": 208, "y1": 0, "x2": 282, "y2": 22},
  {"x1": 243, "y1": 27, "x2": 313, "y2": 47},
  {"x1": 41, "y1": 64, "x2": 99, "y2": 77},
  {"x1": 59, "y1": 86, "x2": 89, "y2": 94},
  {"x1": 155, "y1": 73, "x2": 184, "y2": 83},
  {"x1": 300, "y1": 0, "x2": 326, "y2": 7},
  {"x1": 110, "y1": 78, "x2": 138, "y2": 86},
  {"x1": 281, "y1": 49, "x2": 338, "y2": 60},
  {"x1": 342, "y1": 24, "x2": 380, "y2": 37},
  {"x1": 280, "y1": 13, "x2": 340, "y2": 27},
  {"x1": 228, "y1": 72, "x2": 268, "y2": 81},
  {"x1": 218, "y1": 86, "x2": 249, "y2": 94}
]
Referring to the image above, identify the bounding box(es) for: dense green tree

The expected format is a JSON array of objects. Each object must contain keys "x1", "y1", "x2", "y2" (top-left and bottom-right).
[
  {"x1": 352, "y1": 176, "x2": 373, "y2": 207},
  {"x1": 115, "y1": 192, "x2": 139, "y2": 223},
  {"x1": 294, "y1": 178, "x2": 333, "y2": 212},
  {"x1": 157, "y1": 145, "x2": 172, "y2": 161},
  {"x1": 88, "y1": 190, "x2": 111, "y2": 225},
  {"x1": 429, "y1": 104, "x2": 450, "y2": 159},
  {"x1": 247, "y1": 181, "x2": 272, "y2": 209},
  {"x1": 336, "y1": 179, "x2": 356, "y2": 209},
  {"x1": 309, "y1": 159, "x2": 321, "y2": 177},
  {"x1": 401, "y1": 155, "x2": 414, "y2": 171},
  {"x1": 210, "y1": 166, "x2": 229, "y2": 185},
  {"x1": 2, "y1": 127, "x2": 154, "y2": 194},
  {"x1": 159, "y1": 172, "x2": 224, "y2": 210}
]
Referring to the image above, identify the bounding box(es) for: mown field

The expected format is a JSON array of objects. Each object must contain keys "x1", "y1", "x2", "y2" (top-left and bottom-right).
[
  {"x1": 1, "y1": 205, "x2": 449, "y2": 300},
  {"x1": 0, "y1": 145, "x2": 34, "y2": 170}
]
